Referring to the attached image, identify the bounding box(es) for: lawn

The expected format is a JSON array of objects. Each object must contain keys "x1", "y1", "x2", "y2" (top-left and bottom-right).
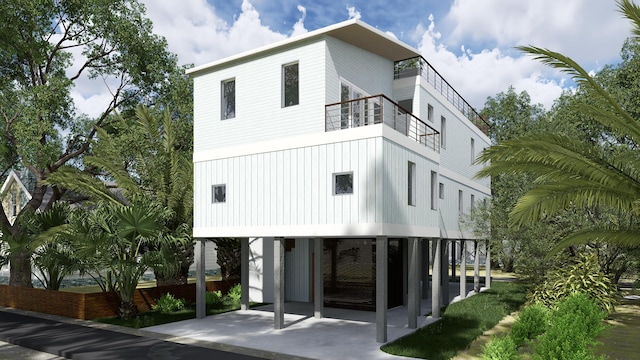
[{"x1": 381, "y1": 281, "x2": 527, "y2": 360}]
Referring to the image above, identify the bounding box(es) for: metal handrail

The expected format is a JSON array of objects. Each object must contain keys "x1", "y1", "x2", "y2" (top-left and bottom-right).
[
  {"x1": 394, "y1": 56, "x2": 489, "y2": 136},
  {"x1": 325, "y1": 94, "x2": 440, "y2": 152}
]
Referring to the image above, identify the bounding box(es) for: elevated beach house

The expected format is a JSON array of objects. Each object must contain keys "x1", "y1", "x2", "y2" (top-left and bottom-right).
[{"x1": 190, "y1": 19, "x2": 491, "y2": 342}]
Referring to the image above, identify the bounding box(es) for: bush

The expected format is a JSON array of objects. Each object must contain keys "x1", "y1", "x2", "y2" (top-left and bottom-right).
[
  {"x1": 511, "y1": 303, "x2": 549, "y2": 347},
  {"x1": 224, "y1": 284, "x2": 241, "y2": 306},
  {"x1": 152, "y1": 293, "x2": 186, "y2": 313},
  {"x1": 533, "y1": 293, "x2": 606, "y2": 360},
  {"x1": 528, "y1": 255, "x2": 617, "y2": 313},
  {"x1": 482, "y1": 335, "x2": 518, "y2": 360},
  {"x1": 206, "y1": 290, "x2": 223, "y2": 308}
]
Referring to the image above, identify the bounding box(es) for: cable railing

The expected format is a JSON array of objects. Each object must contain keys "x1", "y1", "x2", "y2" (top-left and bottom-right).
[
  {"x1": 394, "y1": 56, "x2": 489, "y2": 136},
  {"x1": 325, "y1": 94, "x2": 440, "y2": 152}
]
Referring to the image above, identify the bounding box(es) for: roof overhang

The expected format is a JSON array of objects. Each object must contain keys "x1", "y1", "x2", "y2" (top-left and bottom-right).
[{"x1": 187, "y1": 19, "x2": 421, "y2": 76}]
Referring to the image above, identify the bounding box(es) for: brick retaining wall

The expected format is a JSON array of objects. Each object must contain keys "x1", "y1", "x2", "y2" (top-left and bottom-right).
[{"x1": 0, "y1": 280, "x2": 238, "y2": 320}]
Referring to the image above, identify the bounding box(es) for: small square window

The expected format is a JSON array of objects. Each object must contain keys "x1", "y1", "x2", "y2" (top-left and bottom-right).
[
  {"x1": 439, "y1": 182, "x2": 444, "y2": 199},
  {"x1": 212, "y1": 184, "x2": 226, "y2": 203},
  {"x1": 334, "y1": 172, "x2": 353, "y2": 195}
]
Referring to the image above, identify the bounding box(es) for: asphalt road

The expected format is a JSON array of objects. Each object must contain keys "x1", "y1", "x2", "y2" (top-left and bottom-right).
[{"x1": 0, "y1": 310, "x2": 267, "y2": 360}]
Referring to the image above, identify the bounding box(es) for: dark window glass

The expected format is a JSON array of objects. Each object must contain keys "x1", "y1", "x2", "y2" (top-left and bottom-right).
[
  {"x1": 334, "y1": 173, "x2": 353, "y2": 195},
  {"x1": 212, "y1": 184, "x2": 226, "y2": 203},
  {"x1": 222, "y1": 79, "x2": 235, "y2": 119},
  {"x1": 283, "y1": 63, "x2": 299, "y2": 107}
]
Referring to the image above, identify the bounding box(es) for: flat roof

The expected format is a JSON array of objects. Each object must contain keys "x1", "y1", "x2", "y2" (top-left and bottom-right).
[{"x1": 186, "y1": 19, "x2": 420, "y2": 76}]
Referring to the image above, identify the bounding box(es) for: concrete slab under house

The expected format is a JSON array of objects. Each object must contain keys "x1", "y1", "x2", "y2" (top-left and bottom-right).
[{"x1": 189, "y1": 19, "x2": 492, "y2": 343}]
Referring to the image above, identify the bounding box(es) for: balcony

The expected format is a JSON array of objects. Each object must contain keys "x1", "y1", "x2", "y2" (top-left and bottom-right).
[
  {"x1": 325, "y1": 94, "x2": 440, "y2": 153},
  {"x1": 394, "y1": 56, "x2": 489, "y2": 136}
]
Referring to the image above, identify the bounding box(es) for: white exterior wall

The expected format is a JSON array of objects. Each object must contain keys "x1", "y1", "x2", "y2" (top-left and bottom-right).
[{"x1": 193, "y1": 39, "x2": 326, "y2": 153}]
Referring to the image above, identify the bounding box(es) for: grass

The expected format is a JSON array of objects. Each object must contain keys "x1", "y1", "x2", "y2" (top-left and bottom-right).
[
  {"x1": 94, "y1": 301, "x2": 248, "y2": 328},
  {"x1": 381, "y1": 281, "x2": 527, "y2": 360}
]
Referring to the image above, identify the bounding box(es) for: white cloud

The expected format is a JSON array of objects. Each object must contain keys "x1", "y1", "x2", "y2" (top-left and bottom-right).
[
  {"x1": 415, "y1": 15, "x2": 564, "y2": 109},
  {"x1": 443, "y1": 0, "x2": 629, "y2": 65},
  {"x1": 347, "y1": 6, "x2": 362, "y2": 20}
]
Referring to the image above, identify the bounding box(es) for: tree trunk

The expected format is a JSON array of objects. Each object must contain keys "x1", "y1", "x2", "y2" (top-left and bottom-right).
[
  {"x1": 9, "y1": 250, "x2": 33, "y2": 287},
  {"x1": 213, "y1": 238, "x2": 241, "y2": 280},
  {"x1": 117, "y1": 300, "x2": 139, "y2": 319}
]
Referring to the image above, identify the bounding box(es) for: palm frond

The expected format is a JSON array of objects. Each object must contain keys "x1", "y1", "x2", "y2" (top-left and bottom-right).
[
  {"x1": 547, "y1": 228, "x2": 640, "y2": 258},
  {"x1": 619, "y1": 0, "x2": 640, "y2": 38}
]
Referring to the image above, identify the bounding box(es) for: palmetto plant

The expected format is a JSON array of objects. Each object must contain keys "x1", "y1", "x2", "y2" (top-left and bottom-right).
[
  {"x1": 477, "y1": 0, "x2": 640, "y2": 253},
  {"x1": 67, "y1": 197, "x2": 181, "y2": 319}
]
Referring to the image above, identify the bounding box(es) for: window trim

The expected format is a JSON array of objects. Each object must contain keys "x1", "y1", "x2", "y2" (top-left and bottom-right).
[
  {"x1": 221, "y1": 78, "x2": 235, "y2": 120},
  {"x1": 212, "y1": 184, "x2": 226, "y2": 203},
  {"x1": 282, "y1": 62, "x2": 299, "y2": 108},
  {"x1": 333, "y1": 172, "x2": 354, "y2": 195}
]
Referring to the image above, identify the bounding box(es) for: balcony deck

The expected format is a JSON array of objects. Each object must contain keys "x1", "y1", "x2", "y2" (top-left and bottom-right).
[
  {"x1": 325, "y1": 94, "x2": 440, "y2": 153},
  {"x1": 395, "y1": 56, "x2": 489, "y2": 136}
]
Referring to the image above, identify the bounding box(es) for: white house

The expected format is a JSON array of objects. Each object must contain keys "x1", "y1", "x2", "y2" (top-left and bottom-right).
[{"x1": 190, "y1": 19, "x2": 491, "y2": 342}]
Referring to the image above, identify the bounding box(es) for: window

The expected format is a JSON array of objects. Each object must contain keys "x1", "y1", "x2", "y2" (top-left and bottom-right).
[
  {"x1": 221, "y1": 79, "x2": 235, "y2": 119},
  {"x1": 334, "y1": 172, "x2": 353, "y2": 195},
  {"x1": 470, "y1": 194, "x2": 475, "y2": 212},
  {"x1": 440, "y1": 116, "x2": 446, "y2": 149},
  {"x1": 212, "y1": 184, "x2": 226, "y2": 203},
  {"x1": 282, "y1": 62, "x2": 299, "y2": 107},
  {"x1": 399, "y1": 99, "x2": 413, "y2": 113},
  {"x1": 470, "y1": 138, "x2": 475, "y2": 163},
  {"x1": 439, "y1": 182, "x2": 444, "y2": 199},
  {"x1": 427, "y1": 104, "x2": 433, "y2": 122},
  {"x1": 9, "y1": 191, "x2": 17, "y2": 217},
  {"x1": 430, "y1": 171, "x2": 438, "y2": 210},
  {"x1": 458, "y1": 190, "x2": 463, "y2": 215},
  {"x1": 408, "y1": 162, "x2": 416, "y2": 206}
]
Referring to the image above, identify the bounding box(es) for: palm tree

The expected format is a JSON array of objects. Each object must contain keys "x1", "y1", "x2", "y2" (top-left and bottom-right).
[
  {"x1": 476, "y1": 0, "x2": 640, "y2": 254},
  {"x1": 67, "y1": 197, "x2": 180, "y2": 318}
]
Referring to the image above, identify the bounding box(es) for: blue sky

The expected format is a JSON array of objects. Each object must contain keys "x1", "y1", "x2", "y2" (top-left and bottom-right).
[{"x1": 71, "y1": 0, "x2": 633, "y2": 117}]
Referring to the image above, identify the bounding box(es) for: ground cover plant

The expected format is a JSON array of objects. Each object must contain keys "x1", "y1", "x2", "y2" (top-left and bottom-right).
[
  {"x1": 95, "y1": 286, "x2": 250, "y2": 328},
  {"x1": 381, "y1": 281, "x2": 526, "y2": 360}
]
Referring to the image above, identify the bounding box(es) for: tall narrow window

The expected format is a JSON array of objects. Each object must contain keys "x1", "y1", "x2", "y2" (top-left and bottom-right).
[
  {"x1": 439, "y1": 182, "x2": 444, "y2": 199},
  {"x1": 427, "y1": 104, "x2": 434, "y2": 122},
  {"x1": 221, "y1": 79, "x2": 235, "y2": 120},
  {"x1": 430, "y1": 171, "x2": 438, "y2": 210},
  {"x1": 458, "y1": 190, "x2": 463, "y2": 215},
  {"x1": 212, "y1": 184, "x2": 226, "y2": 203},
  {"x1": 283, "y1": 62, "x2": 299, "y2": 107},
  {"x1": 408, "y1": 162, "x2": 416, "y2": 206},
  {"x1": 470, "y1": 194, "x2": 475, "y2": 212},
  {"x1": 440, "y1": 116, "x2": 446, "y2": 149},
  {"x1": 9, "y1": 191, "x2": 17, "y2": 217},
  {"x1": 470, "y1": 138, "x2": 475, "y2": 163}
]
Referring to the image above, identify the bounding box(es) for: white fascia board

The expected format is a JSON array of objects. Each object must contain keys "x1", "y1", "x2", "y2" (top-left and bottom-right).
[
  {"x1": 193, "y1": 124, "x2": 440, "y2": 164},
  {"x1": 194, "y1": 223, "x2": 441, "y2": 239},
  {"x1": 187, "y1": 19, "x2": 419, "y2": 76},
  {"x1": 439, "y1": 166, "x2": 491, "y2": 195}
]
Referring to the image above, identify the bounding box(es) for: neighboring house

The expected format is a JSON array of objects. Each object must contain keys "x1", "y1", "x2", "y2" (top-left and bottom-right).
[
  {"x1": 190, "y1": 19, "x2": 491, "y2": 342},
  {"x1": 0, "y1": 169, "x2": 36, "y2": 225}
]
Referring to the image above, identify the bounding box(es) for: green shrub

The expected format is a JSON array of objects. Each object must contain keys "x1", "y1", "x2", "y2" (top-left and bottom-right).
[
  {"x1": 482, "y1": 335, "x2": 518, "y2": 360},
  {"x1": 533, "y1": 293, "x2": 606, "y2": 360},
  {"x1": 152, "y1": 293, "x2": 186, "y2": 313},
  {"x1": 511, "y1": 303, "x2": 549, "y2": 347},
  {"x1": 206, "y1": 290, "x2": 223, "y2": 308},
  {"x1": 224, "y1": 284, "x2": 242, "y2": 306},
  {"x1": 528, "y1": 255, "x2": 617, "y2": 313}
]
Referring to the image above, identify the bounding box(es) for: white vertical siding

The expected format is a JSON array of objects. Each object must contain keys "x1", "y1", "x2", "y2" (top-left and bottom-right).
[{"x1": 285, "y1": 238, "x2": 310, "y2": 302}]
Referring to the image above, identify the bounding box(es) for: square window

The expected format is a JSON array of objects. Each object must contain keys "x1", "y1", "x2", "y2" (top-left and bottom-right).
[
  {"x1": 334, "y1": 172, "x2": 353, "y2": 195},
  {"x1": 221, "y1": 79, "x2": 235, "y2": 120},
  {"x1": 212, "y1": 184, "x2": 226, "y2": 203},
  {"x1": 283, "y1": 62, "x2": 299, "y2": 107}
]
